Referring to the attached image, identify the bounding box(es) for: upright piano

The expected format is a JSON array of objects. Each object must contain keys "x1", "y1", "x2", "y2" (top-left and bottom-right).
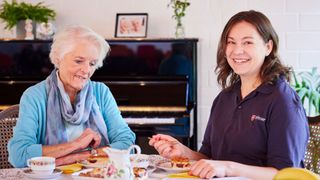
[{"x1": 0, "y1": 38, "x2": 198, "y2": 153}]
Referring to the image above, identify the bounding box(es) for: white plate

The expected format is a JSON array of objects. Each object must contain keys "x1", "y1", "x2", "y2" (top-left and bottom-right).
[
  {"x1": 23, "y1": 168, "x2": 62, "y2": 179},
  {"x1": 72, "y1": 167, "x2": 156, "y2": 180},
  {"x1": 72, "y1": 169, "x2": 100, "y2": 180},
  {"x1": 148, "y1": 154, "x2": 170, "y2": 167},
  {"x1": 77, "y1": 162, "x2": 107, "y2": 168},
  {"x1": 156, "y1": 162, "x2": 190, "y2": 173},
  {"x1": 78, "y1": 157, "x2": 109, "y2": 168},
  {"x1": 163, "y1": 177, "x2": 250, "y2": 180},
  {"x1": 130, "y1": 154, "x2": 149, "y2": 168},
  {"x1": 148, "y1": 168, "x2": 169, "y2": 179}
]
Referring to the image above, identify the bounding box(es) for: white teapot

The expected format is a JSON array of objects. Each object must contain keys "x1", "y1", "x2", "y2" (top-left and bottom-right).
[{"x1": 103, "y1": 145, "x2": 141, "y2": 180}]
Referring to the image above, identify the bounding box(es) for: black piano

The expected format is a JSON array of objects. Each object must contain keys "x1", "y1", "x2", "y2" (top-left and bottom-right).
[{"x1": 0, "y1": 38, "x2": 198, "y2": 153}]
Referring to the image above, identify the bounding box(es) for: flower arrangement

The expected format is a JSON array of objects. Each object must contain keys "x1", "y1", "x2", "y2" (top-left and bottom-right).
[
  {"x1": 0, "y1": 0, "x2": 56, "y2": 30},
  {"x1": 168, "y1": 0, "x2": 190, "y2": 38},
  {"x1": 168, "y1": 0, "x2": 190, "y2": 27}
]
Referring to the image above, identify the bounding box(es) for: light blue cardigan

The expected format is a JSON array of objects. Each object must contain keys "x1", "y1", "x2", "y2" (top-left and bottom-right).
[{"x1": 8, "y1": 80, "x2": 135, "y2": 167}]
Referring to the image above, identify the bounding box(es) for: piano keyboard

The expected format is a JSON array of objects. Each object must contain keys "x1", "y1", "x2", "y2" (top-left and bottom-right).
[{"x1": 124, "y1": 117, "x2": 175, "y2": 124}]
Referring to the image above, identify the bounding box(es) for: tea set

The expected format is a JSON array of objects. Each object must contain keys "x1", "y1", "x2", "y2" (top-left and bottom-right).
[{"x1": 25, "y1": 145, "x2": 149, "y2": 180}]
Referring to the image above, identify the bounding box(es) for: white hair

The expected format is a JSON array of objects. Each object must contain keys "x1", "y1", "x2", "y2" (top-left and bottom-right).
[{"x1": 49, "y1": 25, "x2": 110, "y2": 69}]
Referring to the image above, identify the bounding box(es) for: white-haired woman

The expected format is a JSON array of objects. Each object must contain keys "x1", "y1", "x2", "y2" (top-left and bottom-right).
[{"x1": 8, "y1": 25, "x2": 135, "y2": 167}]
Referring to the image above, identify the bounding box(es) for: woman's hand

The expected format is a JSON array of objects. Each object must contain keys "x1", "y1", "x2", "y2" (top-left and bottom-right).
[
  {"x1": 73, "y1": 128, "x2": 101, "y2": 150},
  {"x1": 189, "y1": 159, "x2": 229, "y2": 179},
  {"x1": 55, "y1": 151, "x2": 90, "y2": 166},
  {"x1": 43, "y1": 128, "x2": 102, "y2": 160},
  {"x1": 149, "y1": 134, "x2": 187, "y2": 159},
  {"x1": 55, "y1": 146, "x2": 107, "y2": 166}
]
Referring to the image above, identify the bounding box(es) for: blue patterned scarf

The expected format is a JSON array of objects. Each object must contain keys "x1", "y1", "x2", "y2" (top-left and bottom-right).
[{"x1": 45, "y1": 69, "x2": 109, "y2": 146}]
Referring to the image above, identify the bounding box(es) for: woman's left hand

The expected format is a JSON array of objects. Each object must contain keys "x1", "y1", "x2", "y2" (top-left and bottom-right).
[
  {"x1": 55, "y1": 151, "x2": 90, "y2": 166},
  {"x1": 73, "y1": 128, "x2": 101, "y2": 150},
  {"x1": 189, "y1": 159, "x2": 229, "y2": 179},
  {"x1": 55, "y1": 147, "x2": 107, "y2": 166}
]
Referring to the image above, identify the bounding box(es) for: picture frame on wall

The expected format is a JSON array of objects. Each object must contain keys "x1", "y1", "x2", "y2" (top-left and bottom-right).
[{"x1": 115, "y1": 13, "x2": 148, "y2": 38}]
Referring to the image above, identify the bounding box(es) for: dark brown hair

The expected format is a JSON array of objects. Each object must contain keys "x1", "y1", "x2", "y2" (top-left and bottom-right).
[{"x1": 215, "y1": 10, "x2": 290, "y2": 89}]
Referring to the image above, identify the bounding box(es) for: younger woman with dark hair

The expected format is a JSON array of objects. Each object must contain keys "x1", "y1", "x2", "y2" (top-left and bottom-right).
[{"x1": 149, "y1": 10, "x2": 309, "y2": 179}]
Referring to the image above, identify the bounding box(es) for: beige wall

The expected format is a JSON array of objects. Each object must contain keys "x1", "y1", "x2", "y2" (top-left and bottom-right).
[{"x1": 1, "y1": 0, "x2": 320, "y2": 148}]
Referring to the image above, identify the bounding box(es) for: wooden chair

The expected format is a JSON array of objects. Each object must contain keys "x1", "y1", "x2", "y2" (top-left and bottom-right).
[
  {"x1": 304, "y1": 115, "x2": 320, "y2": 174},
  {"x1": 0, "y1": 104, "x2": 19, "y2": 169}
]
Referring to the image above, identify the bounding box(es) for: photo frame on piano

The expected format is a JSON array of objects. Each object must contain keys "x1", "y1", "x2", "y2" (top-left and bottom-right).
[{"x1": 115, "y1": 13, "x2": 148, "y2": 38}]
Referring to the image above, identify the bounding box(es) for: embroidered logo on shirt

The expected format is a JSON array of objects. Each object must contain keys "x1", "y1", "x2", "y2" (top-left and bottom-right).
[{"x1": 250, "y1": 115, "x2": 266, "y2": 122}]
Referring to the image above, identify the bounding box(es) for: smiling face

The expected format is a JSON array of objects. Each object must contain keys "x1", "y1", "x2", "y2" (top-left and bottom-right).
[
  {"x1": 57, "y1": 39, "x2": 99, "y2": 96},
  {"x1": 225, "y1": 21, "x2": 272, "y2": 80}
]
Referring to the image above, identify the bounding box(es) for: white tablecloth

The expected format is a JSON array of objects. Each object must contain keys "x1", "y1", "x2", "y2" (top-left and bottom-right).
[{"x1": 0, "y1": 168, "x2": 249, "y2": 180}]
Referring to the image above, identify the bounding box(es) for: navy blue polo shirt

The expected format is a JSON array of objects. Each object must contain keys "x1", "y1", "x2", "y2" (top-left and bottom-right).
[{"x1": 199, "y1": 77, "x2": 309, "y2": 169}]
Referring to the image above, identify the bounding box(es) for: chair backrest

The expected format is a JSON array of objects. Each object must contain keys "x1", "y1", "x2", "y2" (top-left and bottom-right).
[
  {"x1": 273, "y1": 167, "x2": 320, "y2": 180},
  {"x1": 304, "y1": 115, "x2": 320, "y2": 174},
  {"x1": 0, "y1": 104, "x2": 19, "y2": 169}
]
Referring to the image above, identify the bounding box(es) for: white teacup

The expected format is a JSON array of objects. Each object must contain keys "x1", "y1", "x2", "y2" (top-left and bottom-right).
[{"x1": 27, "y1": 156, "x2": 56, "y2": 175}]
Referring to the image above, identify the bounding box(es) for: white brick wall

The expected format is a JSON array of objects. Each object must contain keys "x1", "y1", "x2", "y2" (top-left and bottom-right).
[
  {"x1": 287, "y1": 32, "x2": 320, "y2": 50},
  {"x1": 0, "y1": 0, "x2": 319, "y2": 148},
  {"x1": 300, "y1": 14, "x2": 320, "y2": 30},
  {"x1": 286, "y1": 0, "x2": 320, "y2": 13}
]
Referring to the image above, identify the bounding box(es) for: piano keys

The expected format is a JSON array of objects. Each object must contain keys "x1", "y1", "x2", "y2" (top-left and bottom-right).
[{"x1": 124, "y1": 117, "x2": 175, "y2": 125}]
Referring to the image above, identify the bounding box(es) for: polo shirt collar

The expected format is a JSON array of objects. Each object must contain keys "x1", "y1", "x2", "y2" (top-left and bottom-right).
[
  {"x1": 256, "y1": 76, "x2": 286, "y2": 94},
  {"x1": 230, "y1": 78, "x2": 277, "y2": 98},
  {"x1": 255, "y1": 82, "x2": 274, "y2": 94},
  {"x1": 229, "y1": 77, "x2": 285, "y2": 105}
]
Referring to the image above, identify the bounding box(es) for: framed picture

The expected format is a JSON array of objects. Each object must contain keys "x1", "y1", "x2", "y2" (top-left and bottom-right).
[{"x1": 115, "y1": 13, "x2": 148, "y2": 38}]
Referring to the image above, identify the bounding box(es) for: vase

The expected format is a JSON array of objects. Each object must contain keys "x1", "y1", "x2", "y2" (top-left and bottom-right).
[
  {"x1": 36, "y1": 22, "x2": 55, "y2": 40},
  {"x1": 175, "y1": 24, "x2": 185, "y2": 38},
  {"x1": 16, "y1": 20, "x2": 36, "y2": 40},
  {"x1": 24, "y1": 19, "x2": 35, "y2": 40}
]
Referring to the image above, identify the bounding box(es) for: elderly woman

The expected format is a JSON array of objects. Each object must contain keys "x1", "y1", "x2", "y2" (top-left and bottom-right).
[{"x1": 8, "y1": 25, "x2": 135, "y2": 167}]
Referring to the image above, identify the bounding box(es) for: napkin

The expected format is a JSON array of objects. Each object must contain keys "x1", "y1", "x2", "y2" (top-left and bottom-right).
[
  {"x1": 167, "y1": 172, "x2": 199, "y2": 179},
  {"x1": 57, "y1": 163, "x2": 83, "y2": 174}
]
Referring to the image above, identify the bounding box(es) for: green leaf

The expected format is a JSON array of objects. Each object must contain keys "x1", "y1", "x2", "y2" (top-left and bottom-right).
[
  {"x1": 291, "y1": 67, "x2": 320, "y2": 116},
  {"x1": 0, "y1": 0, "x2": 56, "y2": 30},
  {"x1": 168, "y1": 0, "x2": 190, "y2": 26}
]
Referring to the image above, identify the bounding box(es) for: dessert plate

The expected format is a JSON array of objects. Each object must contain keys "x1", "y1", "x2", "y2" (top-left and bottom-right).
[
  {"x1": 148, "y1": 154, "x2": 170, "y2": 167},
  {"x1": 130, "y1": 154, "x2": 149, "y2": 168},
  {"x1": 72, "y1": 169, "x2": 101, "y2": 180},
  {"x1": 78, "y1": 156, "x2": 109, "y2": 168},
  {"x1": 23, "y1": 168, "x2": 62, "y2": 179},
  {"x1": 156, "y1": 162, "x2": 191, "y2": 173}
]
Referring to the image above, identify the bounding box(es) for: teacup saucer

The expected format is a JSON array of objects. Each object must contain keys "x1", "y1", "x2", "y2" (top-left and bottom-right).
[{"x1": 23, "y1": 168, "x2": 62, "y2": 179}]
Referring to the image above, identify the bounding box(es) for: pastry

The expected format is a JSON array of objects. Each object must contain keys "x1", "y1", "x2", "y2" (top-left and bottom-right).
[
  {"x1": 83, "y1": 155, "x2": 109, "y2": 167},
  {"x1": 171, "y1": 157, "x2": 191, "y2": 168},
  {"x1": 79, "y1": 168, "x2": 105, "y2": 178},
  {"x1": 133, "y1": 167, "x2": 148, "y2": 180}
]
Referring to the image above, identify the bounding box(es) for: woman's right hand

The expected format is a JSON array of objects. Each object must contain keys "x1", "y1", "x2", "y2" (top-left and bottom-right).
[
  {"x1": 73, "y1": 128, "x2": 101, "y2": 150},
  {"x1": 149, "y1": 134, "x2": 186, "y2": 159},
  {"x1": 42, "y1": 128, "x2": 102, "y2": 159}
]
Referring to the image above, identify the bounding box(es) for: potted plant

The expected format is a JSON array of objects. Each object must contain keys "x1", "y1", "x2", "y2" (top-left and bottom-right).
[
  {"x1": 292, "y1": 67, "x2": 320, "y2": 116},
  {"x1": 168, "y1": 0, "x2": 190, "y2": 38},
  {"x1": 0, "y1": 0, "x2": 56, "y2": 38},
  {"x1": 292, "y1": 67, "x2": 320, "y2": 174}
]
